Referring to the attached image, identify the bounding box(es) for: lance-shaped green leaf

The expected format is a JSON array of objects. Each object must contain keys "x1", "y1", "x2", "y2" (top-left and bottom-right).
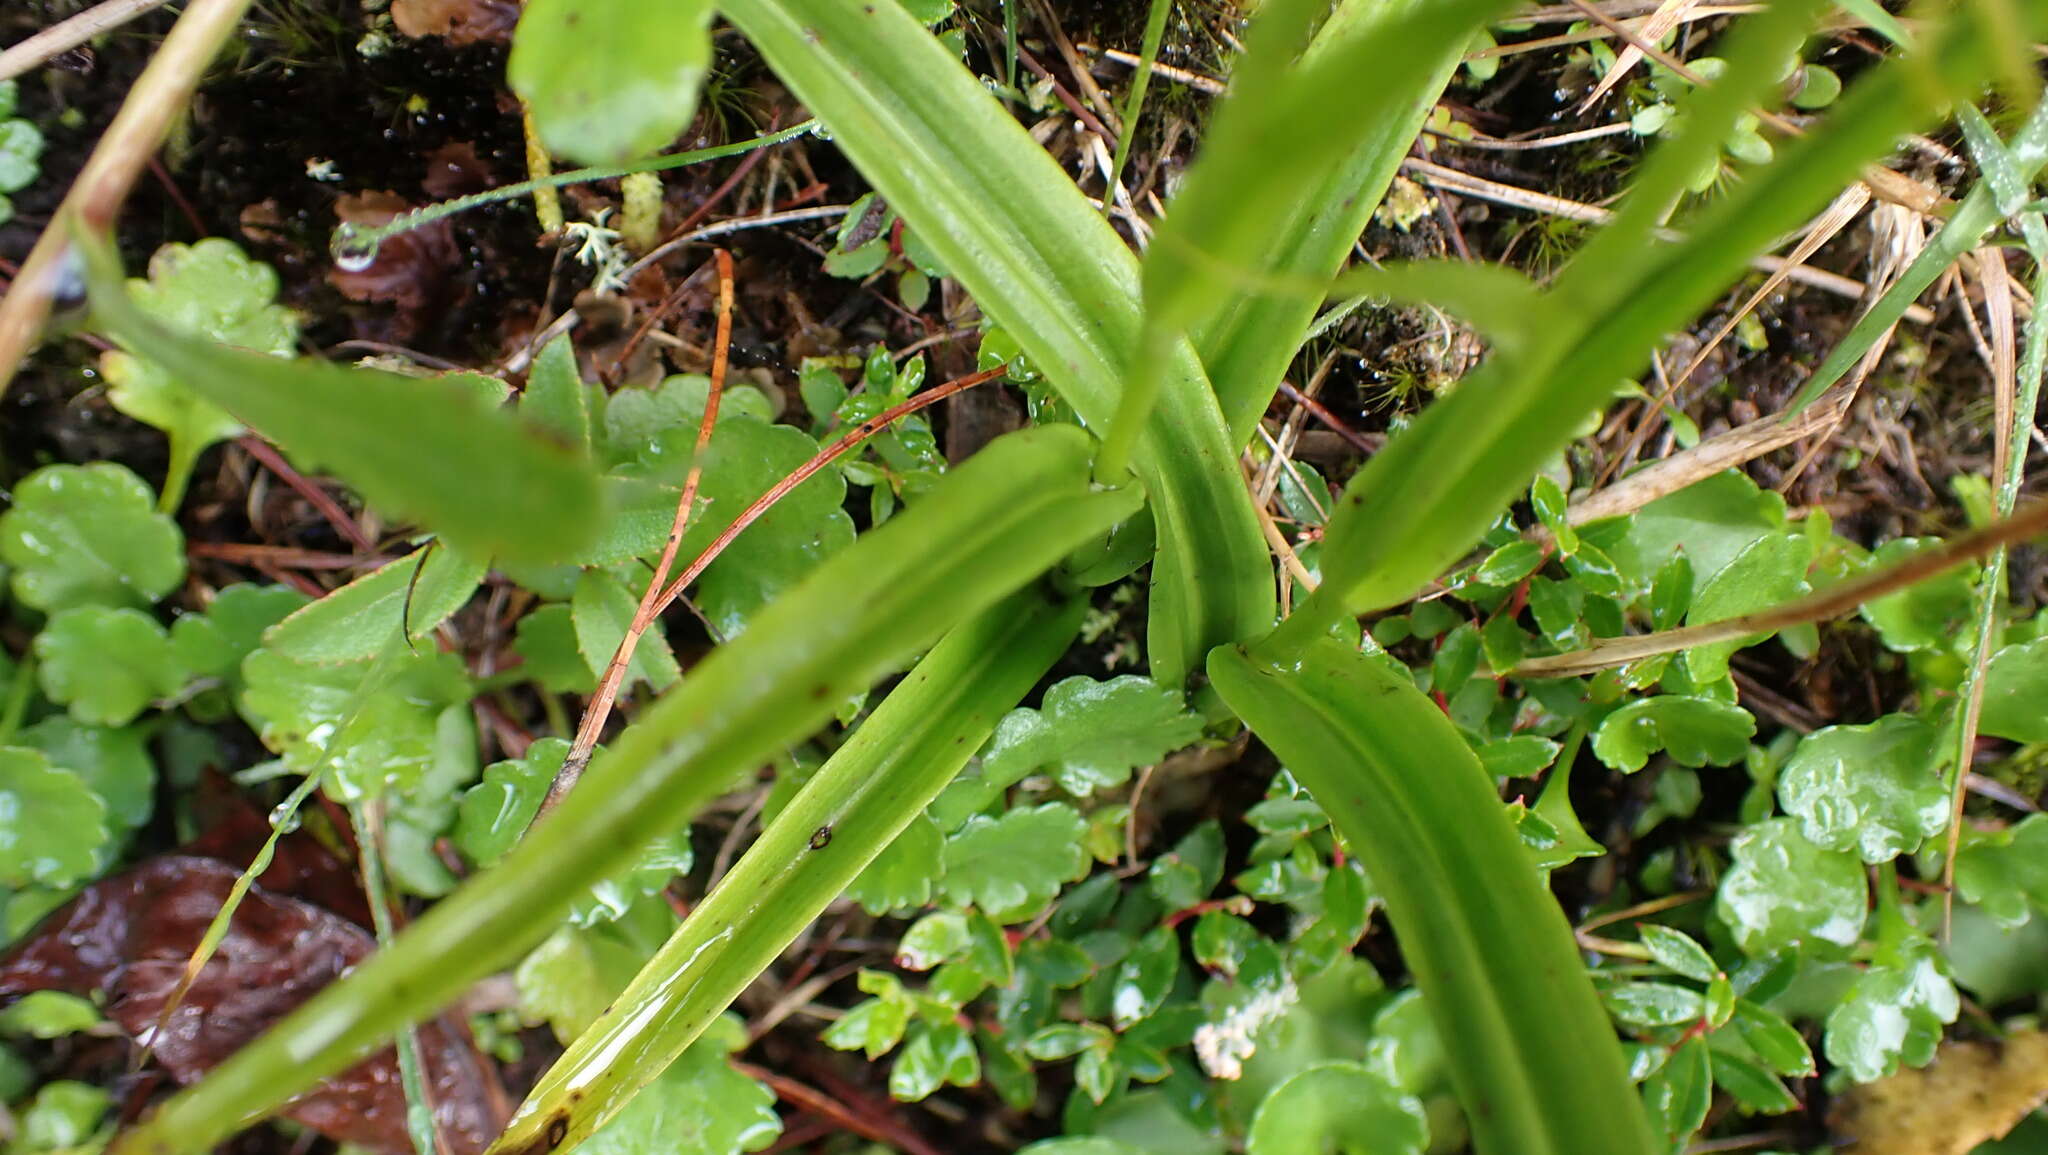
[
  {"x1": 1786, "y1": 94, "x2": 2048, "y2": 413},
  {"x1": 1157, "y1": 0, "x2": 1518, "y2": 445},
  {"x1": 489, "y1": 591, "x2": 1081, "y2": 1153},
  {"x1": 1209, "y1": 636, "x2": 1656, "y2": 1155},
  {"x1": 1301, "y1": 0, "x2": 2027, "y2": 614},
  {"x1": 81, "y1": 234, "x2": 602, "y2": 565},
  {"x1": 723, "y1": 0, "x2": 1271, "y2": 686},
  {"x1": 262, "y1": 545, "x2": 487, "y2": 663},
  {"x1": 109, "y1": 425, "x2": 1137, "y2": 1155}
]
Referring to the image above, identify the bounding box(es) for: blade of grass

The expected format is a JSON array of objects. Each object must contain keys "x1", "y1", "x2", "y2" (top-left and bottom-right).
[
  {"x1": 1295, "y1": 0, "x2": 2027, "y2": 619},
  {"x1": 1785, "y1": 93, "x2": 2048, "y2": 413},
  {"x1": 1209, "y1": 635, "x2": 1657, "y2": 1155},
  {"x1": 723, "y1": 0, "x2": 1272, "y2": 686},
  {"x1": 107, "y1": 426, "x2": 1140, "y2": 1155},
  {"x1": 1100, "y1": 0, "x2": 1172, "y2": 215},
  {"x1": 1162, "y1": 0, "x2": 1516, "y2": 446},
  {"x1": 1940, "y1": 110, "x2": 2048, "y2": 934},
  {"x1": 489, "y1": 590, "x2": 1085, "y2": 1155},
  {"x1": 79, "y1": 233, "x2": 604, "y2": 565}
]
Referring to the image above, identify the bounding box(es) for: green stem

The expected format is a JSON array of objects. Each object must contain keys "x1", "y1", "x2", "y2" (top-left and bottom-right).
[
  {"x1": 157, "y1": 432, "x2": 201, "y2": 514},
  {"x1": 329, "y1": 121, "x2": 817, "y2": 266},
  {"x1": 350, "y1": 802, "x2": 440, "y2": 1155},
  {"x1": 0, "y1": 653, "x2": 36, "y2": 747},
  {"x1": 1102, "y1": 0, "x2": 1173, "y2": 216},
  {"x1": 1941, "y1": 256, "x2": 2048, "y2": 934}
]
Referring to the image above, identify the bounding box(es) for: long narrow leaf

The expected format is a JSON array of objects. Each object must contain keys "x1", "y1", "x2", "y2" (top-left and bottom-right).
[
  {"x1": 80, "y1": 235, "x2": 602, "y2": 564},
  {"x1": 723, "y1": 0, "x2": 1272, "y2": 686},
  {"x1": 1785, "y1": 92, "x2": 2048, "y2": 412},
  {"x1": 490, "y1": 591, "x2": 1084, "y2": 1154},
  {"x1": 109, "y1": 427, "x2": 1139, "y2": 1155},
  {"x1": 1209, "y1": 636, "x2": 1656, "y2": 1155},
  {"x1": 1307, "y1": 0, "x2": 2026, "y2": 615},
  {"x1": 1157, "y1": 0, "x2": 1514, "y2": 446}
]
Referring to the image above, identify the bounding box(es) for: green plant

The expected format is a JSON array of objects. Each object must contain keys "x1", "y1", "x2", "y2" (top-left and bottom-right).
[
  {"x1": 0, "y1": 1, "x2": 2042, "y2": 1154},
  {"x1": 0, "y1": 80, "x2": 44, "y2": 226}
]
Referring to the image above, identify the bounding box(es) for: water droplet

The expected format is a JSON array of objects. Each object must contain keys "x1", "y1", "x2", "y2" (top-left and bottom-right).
[
  {"x1": 807, "y1": 122, "x2": 835, "y2": 142},
  {"x1": 331, "y1": 223, "x2": 382, "y2": 272}
]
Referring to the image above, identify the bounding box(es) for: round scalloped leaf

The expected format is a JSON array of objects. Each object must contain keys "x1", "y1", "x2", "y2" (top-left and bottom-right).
[
  {"x1": 34, "y1": 606, "x2": 190, "y2": 727},
  {"x1": 238, "y1": 647, "x2": 471, "y2": 801},
  {"x1": 0, "y1": 748, "x2": 108, "y2": 888},
  {"x1": 1822, "y1": 932, "x2": 1959, "y2": 1083},
  {"x1": 1245, "y1": 1061, "x2": 1428, "y2": 1155},
  {"x1": 938, "y1": 803, "x2": 1089, "y2": 920},
  {"x1": 104, "y1": 240, "x2": 300, "y2": 495},
  {"x1": 454, "y1": 738, "x2": 564, "y2": 868},
  {"x1": 17, "y1": 717, "x2": 153, "y2": 833},
  {"x1": 0, "y1": 464, "x2": 183, "y2": 612},
  {"x1": 508, "y1": 0, "x2": 714, "y2": 167},
  {"x1": 1716, "y1": 818, "x2": 1865, "y2": 958},
  {"x1": 1018, "y1": 1141, "x2": 1147, "y2": 1155},
  {"x1": 1778, "y1": 714, "x2": 1947, "y2": 863},
  {"x1": 1980, "y1": 638, "x2": 2048, "y2": 744},
  {"x1": 0, "y1": 118, "x2": 43, "y2": 194},
  {"x1": 1857, "y1": 538, "x2": 1978, "y2": 654},
  {"x1": 576, "y1": 1015, "x2": 781, "y2": 1155},
  {"x1": 847, "y1": 814, "x2": 944, "y2": 916},
  {"x1": 169, "y1": 583, "x2": 311, "y2": 685},
  {"x1": 1952, "y1": 815, "x2": 2048, "y2": 928},
  {"x1": 1590, "y1": 694, "x2": 1754, "y2": 773},
  {"x1": 980, "y1": 675, "x2": 1205, "y2": 795}
]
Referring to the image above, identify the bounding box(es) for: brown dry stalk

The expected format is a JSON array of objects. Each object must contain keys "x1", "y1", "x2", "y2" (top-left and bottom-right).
[
  {"x1": 1595, "y1": 184, "x2": 1872, "y2": 488},
  {"x1": 1561, "y1": 371, "x2": 1864, "y2": 532},
  {"x1": 0, "y1": 0, "x2": 257, "y2": 394},
  {"x1": 545, "y1": 250, "x2": 736, "y2": 812},
  {"x1": 649, "y1": 366, "x2": 1009, "y2": 619},
  {"x1": 0, "y1": 0, "x2": 174, "y2": 81},
  {"x1": 536, "y1": 356, "x2": 1011, "y2": 815},
  {"x1": 1512, "y1": 497, "x2": 2048, "y2": 677}
]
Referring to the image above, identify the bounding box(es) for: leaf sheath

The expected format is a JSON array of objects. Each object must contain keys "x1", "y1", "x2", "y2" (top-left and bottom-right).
[{"x1": 1209, "y1": 636, "x2": 1656, "y2": 1155}]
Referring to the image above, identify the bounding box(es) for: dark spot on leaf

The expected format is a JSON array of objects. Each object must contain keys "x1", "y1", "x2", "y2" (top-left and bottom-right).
[
  {"x1": 547, "y1": 1115, "x2": 570, "y2": 1148},
  {"x1": 809, "y1": 825, "x2": 833, "y2": 850}
]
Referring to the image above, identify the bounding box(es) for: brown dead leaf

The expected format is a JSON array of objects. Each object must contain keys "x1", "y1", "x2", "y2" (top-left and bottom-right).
[
  {"x1": 1830, "y1": 1029, "x2": 2048, "y2": 1155},
  {"x1": 329, "y1": 190, "x2": 466, "y2": 343},
  {"x1": 390, "y1": 0, "x2": 521, "y2": 45},
  {"x1": 0, "y1": 857, "x2": 506, "y2": 1154}
]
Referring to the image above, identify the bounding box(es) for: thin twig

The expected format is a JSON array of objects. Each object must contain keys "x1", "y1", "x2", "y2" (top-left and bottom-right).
[
  {"x1": 1597, "y1": 184, "x2": 1872, "y2": 487},
  {"x1": 546, "y1": 250, "x2": 736, "y2": 813},
  {"x1": 0, "y1": 0, "x2": 173, "y2": 81},
  {"x1": 649, "y1": 367, "x2": 1010, "y2": 618},
  {"x1": 1513, "y1": 498, "x2": 2048, "y2": 677},
  {"x1": 0, "y1": 0, "x2": 258, "y2": 395},
  {"x1": 237, "y1": 435, "x2": 377, "y2": 553},
  {"x1": 1564, "y1": 359, "x2": 1872, "y2": 532},
  {"x1": 1400, "y1": 158, "x2": 1939, "y2": 321},
  {"x1": 1275, "y1": 379, "x2": 1379, "y2": 454},
  {"x1": 537, "y1": 363, "x2": 1012, "y2": 813}
]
